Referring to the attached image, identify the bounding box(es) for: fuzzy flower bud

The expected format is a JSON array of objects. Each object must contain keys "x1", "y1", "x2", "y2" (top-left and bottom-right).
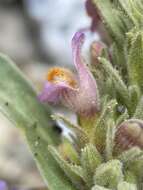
[
  {"x1": 115, "y1": 119, "x2": 143, "y2": 150},
  {"x1": 90, "y1": 41, "x2": 105, "y2": 64}
]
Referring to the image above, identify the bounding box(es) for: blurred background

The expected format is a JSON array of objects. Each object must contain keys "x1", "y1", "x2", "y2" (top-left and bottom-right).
[{"x1": 0, "y1": 0, "x2": 96, "y2": 188}]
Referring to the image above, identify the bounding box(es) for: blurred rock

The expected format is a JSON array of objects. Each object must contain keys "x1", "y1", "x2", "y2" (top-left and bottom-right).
[
  {"x1": 23, "y1": 0, "x2": 93, "y2": 66},
  {"x1": 0, "y1": 0, "x2": 18, "y2": 4},
  {"x1": 0, "y1": 0, "x2": 100, "y2": 67},
  {"x1": 21, "y1": 62, "x2": 50, "y2": 88},
  {"x1": 0, "y1": 6, "x2": 35, "y2": 65}
]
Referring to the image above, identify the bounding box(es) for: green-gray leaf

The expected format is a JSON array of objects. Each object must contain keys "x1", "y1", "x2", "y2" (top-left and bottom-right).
[
  {"x1": 93, "y1": 0, "x2": 125, "y2": 45},
  {"x1": 48, "y1": 145, "x2": 86, "y2": 190},
  {"x1": 94, "y1": 160, "x2": 123, "y2": 189},
  {"x1": 91, "y1": 185, "x2": 111, "y2": 190},
  {"x1": 117, "y1": 181, "x2": 137, "y2": 190},
  {"x1": 81, "y1": 144, "x2": 102, "y2": 187},
  {"x1": 0, "y1": 54, "x2": 76, "y2": 190},
  {"x1": 127, "y1": 32, "x2": 143, "y2": 91}
]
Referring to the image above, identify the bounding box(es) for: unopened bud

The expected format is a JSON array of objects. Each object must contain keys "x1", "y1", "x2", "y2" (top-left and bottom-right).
[
  {"x1": 90, "y1": 41, "x2": 104, "y2": 65},
  {"x1": 115, "y1": 119, "x2": 143, "y2": 150}
]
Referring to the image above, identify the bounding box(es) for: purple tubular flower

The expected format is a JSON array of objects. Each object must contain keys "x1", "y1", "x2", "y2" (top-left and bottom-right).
[
  {"x1": 0, "y1": 181, "x2": 7, "y2": 190},
  {"x1": 38, "y1": 31, "x2": 100, "y2": 117}
]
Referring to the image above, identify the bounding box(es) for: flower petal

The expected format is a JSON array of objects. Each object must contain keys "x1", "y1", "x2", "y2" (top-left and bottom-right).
[
  {"x1": 38, "y1": 81, "x2": 76, "y2": 105},
  {"x1": 72, "y1": 31, "x2": 96, "y2": 87},
  {"x1": 72, "y1": 31, "x2": 100, "y2": 114},
  {"x1": 38, "y1": 82, "x2": 66, "y2": 104}
]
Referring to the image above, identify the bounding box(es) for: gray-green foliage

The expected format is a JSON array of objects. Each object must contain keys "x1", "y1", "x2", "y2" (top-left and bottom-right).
[
  {"x1": 0, "y1": 0, "x2": 143, "y2": 189},
  {"x1": 0, "y1": 54, "x2": 76, "y2": 190},
  {"x1": 94, "y1": 160, "x2": 123, "y2": 189},
  {"x1": 117, "y1": 181, "x2": 137, "y2": 190}
]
